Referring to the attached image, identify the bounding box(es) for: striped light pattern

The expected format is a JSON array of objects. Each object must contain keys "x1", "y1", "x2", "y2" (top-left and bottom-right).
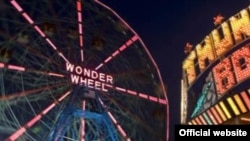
[
  {"x1": 220, "y1": 101, "x2": 232, "y2": 119},
  {"x1": 202, "y1": 112, "x2": 212, "y2": 125},
  {"x1": 189, "y1": 89, "x2": 250, "y2": 125},
  {"x1": 206, "y1": 109, "x2": 218, "y2": 125},
  {"x1": 227, "y1": 97, "x2": 240, "y2": 116},
  {"x1": 233, "y1": 94, "x2": 247, "y2": 113}
]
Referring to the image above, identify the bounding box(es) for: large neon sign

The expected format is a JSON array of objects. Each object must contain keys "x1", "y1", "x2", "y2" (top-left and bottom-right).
[
  {"x1": 182, "y1": 6, "x2": 250, "y2": 125},
  {"x1": 213, "y1": 45, "x2": 250, "y2": 95},
  {"x1": 66, "y1": 62, "x2": 113, "y2": 92},
  {"x1": 183, "y1": 8, "x2": 250, "y2": 86}
]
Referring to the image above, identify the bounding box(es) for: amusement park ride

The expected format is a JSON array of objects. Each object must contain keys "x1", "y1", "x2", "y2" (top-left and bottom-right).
[{"x1": 0, "y1": 0, "x2": 169, "y2": 141}]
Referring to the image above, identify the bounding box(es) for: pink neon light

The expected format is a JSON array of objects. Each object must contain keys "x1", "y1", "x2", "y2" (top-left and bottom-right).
[
  {"x1": 42, "y1": 103, "x2": 56, "y2": 114},
  {"x1": 22, "y1": 13, "x2": 34, "y2": 24},
  {"x1": 10, "y1": 0, "x2": 70, "y2": 64},
  {"x1": 117, "y1": 125, "x2": 127, "y2": 138},
  {"x1": 139, "y1": 93, "x2": 148, "y2": 99},
  {"x1": 207, "y1": 109, "x2": 217, "y2": 125},
  {"x1": 58, "y1": 91, "x2": 71, "y2": 101},
  {"x1": 8, "y1": 128, "x2": 26, "y2": 141},
  {"x1": 80, "y1": 35, "x2": 83, "y2": 47},
  {"x1": 95, "y1": 63, "x2": 103, "y2": 70},
  {"x1": 105, "y1": 84, "x2": 113, "y2": 88},
  {"x1": 46, "y1": 38, "x2": 57, "y2": 50},
  {"x1": 127, "y1": 90, "x2": 137, "y2": 95},
  {"x1": 195, "y1": 117, "x2": 202, "y2": 125},
  {"x1": 80, "y1": 100, "x2": 86, "y2": 141},
  {"x1": 131, "y1": 35, "x2": 139, "y2": 41},
  {"x1": 77, "y1": 1, "x2": 82, "y2": 10},
  {"x1": 107, "y1": 111, "x2": 117, "y2": 124},
  {"x1": 94, "y1": 1, "x2": 168, "y2": 140},
  {"x1": 119, "y1": 44, "x2": 126, "y2": 51},
  {"x1": 48, "y1": 72, "x2": 65, "y2": 77},
  {"x1": 104, "y1": 56, "x2": 112, "y2": 63},
  {"x1": 112, "y1": 50, "x2": 119, "y2": 57},
  {"x1": 76, "y1": 0, "x2": 84, "y2": 63},
  {"x1": 241, "y1": 117, "x2": 250, "y2": 122},
  {"x1": 78, "y1": 24, "x2": 82, "y2": 34},
  {"x1": 0, "y1": 63, "x2": 4, "y2": 68},
  {"x1": 211, "y1": 107, "x2": 222, "y2": 124},
  {"x1": 149, "y1": 96, "x2": 158, "y2": 102},
  {"x1": 98, "y1": 98, "x2": 105, "y2": 107},
  {"x1": 8, "y1": 65, "x2": 25, "y2": 71},
  {"x1": 58, "y1": 52, "x2": 69, "y2": 62},
  {"x1": 199, "y1": 115, "x2": 207, "y2": 125},
  {"x1": 81, "y1": 49, "x2": 84, "y2": 62},
  {"x1": 95, "y1": 35, "x2": 138, "y2": 70},
  {"x1": 78, "y1": 13, "x2": 82, "y2": 23},
  {"x1": 241, "y1": 91, "x2": 250, "y2": 110},
  {"x1": 159, "y1": 99, "x2": 167, "y2": 105},
  {"x1": 0, "y1": 85, "x2": 59, "y2": 100},
  {"x1": 26, "y1": 115, "x2": 42, "y2": 127},
  {"x1": 108, "y1": 112, "x2": 131, "y2": 141},
  {"x1": 99, "y1": 98, "x2": 129, "y2": 140},
  {"x1": 6, "y1": 90, "x2": 71, "y2": 140},
  {"x1": 34, "y1": 26, "x2": 46, "y2": 37},
  {"x1": 115, "y1": 87, "x2": 126, "y2": 92},
  {"x1": 10, "y1": 0, "x2": 23, "y2": 12},
  {"x1": 125, "y1": 40, "x2": 133, "y2": 46}
]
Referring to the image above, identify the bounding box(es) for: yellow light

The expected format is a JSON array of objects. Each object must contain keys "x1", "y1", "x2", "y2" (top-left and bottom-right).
[
  {"x1": 229, "y1": 9, "x2": 250, "y2": 43},
  {"x1": 227, "y1": 97, "x2": 240, "y2": 116},
  {"x1": 183, "y1": 51, "x2": 197, "y2": 85},
  {"x1": 215, "y1": 104, "x2": 227, "y2": 122},
  {"x1": 234, "y1": 94, "x2": 247, "y2": 113},
  {"x1": 219, "y1": 101, "x2": 231, "y2": 119},
  {"x1": 212, "y1": 22, "x2": 233, "y2": 57},
  {"x1": 196, "y1": 35, "x2": 215, "y2": 71},
  {"x1": 191, "y1": 119, "x2": 197, "y2": 125}
]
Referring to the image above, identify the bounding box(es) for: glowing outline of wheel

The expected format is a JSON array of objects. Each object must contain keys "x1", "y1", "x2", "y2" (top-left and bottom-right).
[{"x1": 0, "y1": 0, "x2": 169, "y2": 141}]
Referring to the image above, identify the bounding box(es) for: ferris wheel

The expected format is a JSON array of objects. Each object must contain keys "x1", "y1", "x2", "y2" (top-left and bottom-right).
[{"x1": 0, "y1": 0, "x2": 169, "y2": 141}]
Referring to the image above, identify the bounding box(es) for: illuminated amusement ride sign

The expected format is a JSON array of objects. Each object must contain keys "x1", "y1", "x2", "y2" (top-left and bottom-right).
[
  {"x1": 182, "y1": 7, "x2": 250, "y2": 95},
  {"x1": 66, "y1": 62, "x2": 113, "y2": 92},
  {"x1": 180, "y1": 5, "x2": 250, "y2": 126}
]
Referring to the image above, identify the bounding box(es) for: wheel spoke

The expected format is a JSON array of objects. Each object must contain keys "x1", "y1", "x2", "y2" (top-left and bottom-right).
[
  {"x1": 95, "y1": 35, "x2": 138, "y2": 70},
  {"x1": 98, "y1": 98, "x2": 131, "y2": 141},
  {"x1": 5, "y1": 90, "x2": 71, "y2": 141},
  {"x1": 76, "y1": 0, "x2": 84, "y2": 62},
  {"x1": 0, "y1": 1, "x2": 169, "y2": 140},
  {"x1": 10, "y1": 0, "x2": 70, "y2": 63},
  {"x1": 106, "y1": 84, "x2": 167, "y2": 105}
]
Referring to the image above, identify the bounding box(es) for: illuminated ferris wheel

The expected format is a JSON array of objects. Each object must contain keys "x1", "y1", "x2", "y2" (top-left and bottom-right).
[{"x1": 0, "y1": 0, "x2": 169, "y2": 141}]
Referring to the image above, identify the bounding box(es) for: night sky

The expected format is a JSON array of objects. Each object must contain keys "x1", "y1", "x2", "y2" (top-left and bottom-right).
[{"x1": 101, "y1": 0, "x2": 249, "y2": 140}]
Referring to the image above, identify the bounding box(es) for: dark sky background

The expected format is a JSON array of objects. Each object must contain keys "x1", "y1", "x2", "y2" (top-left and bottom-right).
[{"x1": 101, "y1": 0, "x2": 249, "y2": 140}]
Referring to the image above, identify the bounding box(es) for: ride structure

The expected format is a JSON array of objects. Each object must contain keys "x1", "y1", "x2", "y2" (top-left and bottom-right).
[{"x1": 0, "y1": 0, "x2": 169, "y2": 141}]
